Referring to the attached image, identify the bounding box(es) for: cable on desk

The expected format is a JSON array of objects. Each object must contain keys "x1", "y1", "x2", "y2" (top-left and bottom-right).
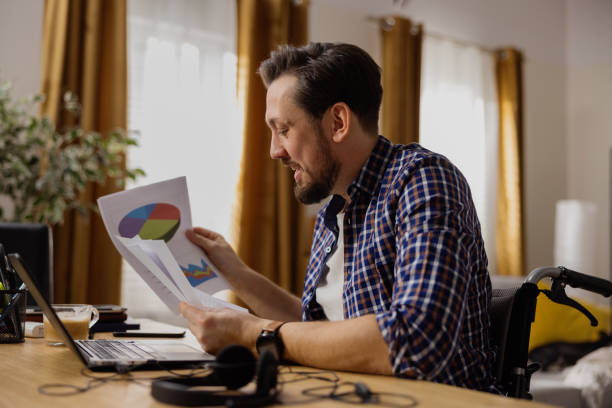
[
  {"x1": 38, "y1": 368, "x2": 126, "y2": 396},
  {"x1": 275, "y1": 366, "x2": 342, "y2": 405},
  {"x1": 277, "y1": 365, "x2": 419, "y2": 407},
  {"x1": 278, "y1": 365, "x2": 340, "y2": 385},
  {"x1": 37, "y1": 363, "x2": 212, "y2": 397},
  {"x1": 301, "y1": 381, "x2": 418, "y2": 407}
]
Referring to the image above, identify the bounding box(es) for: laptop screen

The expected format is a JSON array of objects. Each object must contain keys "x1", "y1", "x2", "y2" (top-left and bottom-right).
[{"x1": 8, "y1": 253, "x2": 88, "y2": 367}]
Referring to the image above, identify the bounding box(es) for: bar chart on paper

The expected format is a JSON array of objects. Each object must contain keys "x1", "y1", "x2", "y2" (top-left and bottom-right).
[
  {"x1": 118, "y1": 203, "x2": 181, "y2": 242},
  {"x1": 181, "y1": 259, "x2": 217, "y2": 286}
]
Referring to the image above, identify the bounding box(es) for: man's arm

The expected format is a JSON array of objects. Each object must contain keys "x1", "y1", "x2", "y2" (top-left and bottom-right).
[
  {"x1": 179, "y1": 303, "x2": 392, "y2": 375},
  {"x1": 280, "y1": 315, "x2": 393, "y2": 374},
  {"x1": 186, "y1": 227, "x2": 301, "y2": 322},
  {"x1": 226, "y1": 263, "x2": 302, "y2": 322}
]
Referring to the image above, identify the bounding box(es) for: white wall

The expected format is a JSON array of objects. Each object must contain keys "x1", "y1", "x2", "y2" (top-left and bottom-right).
[
  {"x1": 310, "y1": 0, "x2": 570, "y2": 275},
  {"x1": 0, "y1": 0, "x2": 44, "y2": 219},
  {"x1": 0, "y1": 0, "x2": 44, "y2": 100},
  {"x1": 566, "y1": 0, "x2": 612, "y2": 280},
  {"x1": 309, "y1": 2, "x2": 381, "y2": 64}
]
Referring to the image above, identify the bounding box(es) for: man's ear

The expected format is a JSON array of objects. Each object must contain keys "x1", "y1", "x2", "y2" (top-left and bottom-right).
[{"x1": 329, "y1": 102, "x2": 351, "y2": 143}]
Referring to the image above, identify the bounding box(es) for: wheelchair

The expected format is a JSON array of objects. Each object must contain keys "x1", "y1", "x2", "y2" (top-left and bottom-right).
[{"x1": 490, "y1": 266, "x2": 612, "y2": 399}]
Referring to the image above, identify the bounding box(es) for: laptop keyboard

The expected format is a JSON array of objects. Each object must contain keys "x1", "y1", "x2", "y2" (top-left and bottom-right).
[{"x1": 78, "y1": 340, "x2": 154, "y2": 361}]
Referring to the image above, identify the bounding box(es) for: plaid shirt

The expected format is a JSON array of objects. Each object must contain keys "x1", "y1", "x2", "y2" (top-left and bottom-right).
[{"x1": 302, "y1": 136, "x2": 496, "y2": 390}]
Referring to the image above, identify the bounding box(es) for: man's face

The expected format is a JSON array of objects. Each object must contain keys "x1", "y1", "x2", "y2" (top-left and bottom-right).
[{"x1": 265, "y1": 75, "x2": 340, "y2": 204}]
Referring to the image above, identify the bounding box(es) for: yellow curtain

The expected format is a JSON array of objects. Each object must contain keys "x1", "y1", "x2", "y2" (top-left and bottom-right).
[
  {"x1": 40, "y1": 0, "x2": 127, "y2": 303},
  {"x1": 233, "y1": 0, "x2": 310, "y2": 296},
  {"x1": 380, "y1": 16, "x2": 423, "y2": 144},
  {"x1": 494, "y1": 48, "x2": 524, "y2": 276}
]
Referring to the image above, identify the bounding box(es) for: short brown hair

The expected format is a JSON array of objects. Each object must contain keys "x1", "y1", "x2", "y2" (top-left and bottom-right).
[{"x1": 258, "y1": 42, "x2": 382, "y2": 134}]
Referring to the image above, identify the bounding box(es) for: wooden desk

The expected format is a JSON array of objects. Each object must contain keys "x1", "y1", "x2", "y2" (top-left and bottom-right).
[{"x1": 0, "y1": 320, "x2": 555, "y2": 408}]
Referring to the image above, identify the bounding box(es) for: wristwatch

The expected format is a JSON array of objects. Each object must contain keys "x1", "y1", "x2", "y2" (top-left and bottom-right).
[{"x1": 255, "y1": 321, "x2": 288, "y2": 361}]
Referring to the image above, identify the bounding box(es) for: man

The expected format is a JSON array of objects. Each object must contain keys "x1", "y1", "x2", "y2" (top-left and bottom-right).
[{"x1": 180, "y1": 42, "x2": 496, "y2": 391}]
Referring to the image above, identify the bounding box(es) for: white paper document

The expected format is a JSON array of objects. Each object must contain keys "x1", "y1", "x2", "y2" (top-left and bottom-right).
[{"x1": 97, "y1": 177, "x2": 246, "y2": 314}]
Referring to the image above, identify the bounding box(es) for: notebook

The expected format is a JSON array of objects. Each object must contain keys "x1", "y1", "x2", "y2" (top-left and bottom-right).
[{"x1": 9, "y1": 253, "x2": 213, "y2": 371}]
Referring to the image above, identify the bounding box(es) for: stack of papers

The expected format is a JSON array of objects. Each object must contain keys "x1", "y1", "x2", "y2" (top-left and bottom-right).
[{"x1": 97, "y1": 177, "x2": 245, "y2": 314}]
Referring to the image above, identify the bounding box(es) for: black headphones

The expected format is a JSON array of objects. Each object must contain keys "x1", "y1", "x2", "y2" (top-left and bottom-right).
[{"x1": 151, "y1": 345, "x2": 278, "y2": 407}]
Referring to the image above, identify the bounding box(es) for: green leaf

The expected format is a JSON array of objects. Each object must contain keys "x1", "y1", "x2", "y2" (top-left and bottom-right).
[{"x1": 0, "y1": 74, "x2": 145, "y2": 225}]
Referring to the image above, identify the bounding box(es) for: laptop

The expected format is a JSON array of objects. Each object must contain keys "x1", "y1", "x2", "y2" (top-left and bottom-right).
[{"x1": 9, "y1": 253, "x2": 214, "y2": 371}]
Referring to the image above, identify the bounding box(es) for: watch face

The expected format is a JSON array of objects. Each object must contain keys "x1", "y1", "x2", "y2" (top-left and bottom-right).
[
  {"x1": 256, "y1": 330, "x2": 282, "y2": 361},
  {"x1": 256, "y1": 331, "x2": 275, "y2": 350}
]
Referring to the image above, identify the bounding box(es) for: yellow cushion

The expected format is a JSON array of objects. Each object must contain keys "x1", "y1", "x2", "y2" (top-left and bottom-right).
[{"x1": 529, "y1": 282, "x2": 611, "y2": 350}]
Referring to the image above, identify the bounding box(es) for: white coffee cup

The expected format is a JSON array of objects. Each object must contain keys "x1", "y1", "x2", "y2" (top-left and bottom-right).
[{"x1": 44, "y1": 304, "x2": 100, "y2": 345}]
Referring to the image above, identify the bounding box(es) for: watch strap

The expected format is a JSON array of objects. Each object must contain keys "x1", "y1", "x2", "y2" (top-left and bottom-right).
[{"x1": 262, "y1": 320, "x2": 288, "y2": 334}]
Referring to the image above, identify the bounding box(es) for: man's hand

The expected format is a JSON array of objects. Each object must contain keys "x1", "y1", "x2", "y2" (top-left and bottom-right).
[
  {"x1": 185, "y1": 227, "x2": 302, "y2": 321},
  {"x1": 179, "y1": 302, "x2": 268, "y2": 354},
  {"x1": 186, "y1": 227, "x2": 246, "y2": 280}
]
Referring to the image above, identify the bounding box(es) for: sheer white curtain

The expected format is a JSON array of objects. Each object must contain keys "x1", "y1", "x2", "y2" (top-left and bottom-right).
[
  {"x1": 419, "y1": 35, "x2": 499, "y2": 273},
  {"x1": 123, "y1": 0, "x2": 239, "y2": 324}
]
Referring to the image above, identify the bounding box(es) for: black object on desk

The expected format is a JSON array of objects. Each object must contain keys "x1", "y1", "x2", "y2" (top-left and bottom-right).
[
  {"x1": 0, "y1": 223, "x2": 52, "y2": 306},
  {"x1": 92, "y1": 321, "x2": 141, "y2": 333},
  {"x1": 90, "y1": 304, "x2": 138, "y2": 334},
  {"x1": 113, "y1": 330, "x2": 185, "y2": 338}
]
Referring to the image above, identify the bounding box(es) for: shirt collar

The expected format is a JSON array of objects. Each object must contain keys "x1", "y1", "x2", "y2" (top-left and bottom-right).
[
  {"x1": 321, "y1": 135, "x2": 394, "y2": 229},
  {"x1": 346, "y1": 135, "x2": 395, "y2": 199}
]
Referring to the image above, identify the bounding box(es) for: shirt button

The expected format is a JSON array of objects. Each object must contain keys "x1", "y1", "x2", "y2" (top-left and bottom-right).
[
  {"x1": 325, "y1": 246, "x2": 331, "y2": 253},
  {"x1": 347, "y1": 218, "x2": 351, "y2": 224}
]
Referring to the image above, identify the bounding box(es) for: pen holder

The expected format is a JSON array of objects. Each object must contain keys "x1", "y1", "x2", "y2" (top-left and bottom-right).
[{"x1": 0, "y1": 289, "x2": 27, "y2": 343}]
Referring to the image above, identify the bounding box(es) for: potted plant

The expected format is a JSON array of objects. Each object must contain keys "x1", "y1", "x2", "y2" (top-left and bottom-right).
[{"x1": 0, "y1": 78, "x2": 144, "y2": 224}]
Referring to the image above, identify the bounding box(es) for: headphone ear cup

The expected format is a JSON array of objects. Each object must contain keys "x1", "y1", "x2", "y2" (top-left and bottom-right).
[
  {"x1": 255, "y1": 350, "x2": 278, "y2": 396},
  {"x1": 151, "y1": 346, "x2": 278, "y2": 407},
  {"x1": 215, "y1": 344, "x2": 256, "y2": 389}
]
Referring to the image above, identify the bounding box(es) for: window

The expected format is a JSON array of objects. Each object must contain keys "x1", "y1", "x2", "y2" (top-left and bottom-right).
[
  {"x1": 419, "y1": 35, "x2": 499, "y2": 273},
  {"x1": 123, "y1": 0, "x2": 240, "y2": 325}
]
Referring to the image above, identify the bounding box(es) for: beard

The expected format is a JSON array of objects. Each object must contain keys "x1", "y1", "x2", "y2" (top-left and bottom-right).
[{"x1": 292, "y1": 125, "x2": 340, "y2": 205}]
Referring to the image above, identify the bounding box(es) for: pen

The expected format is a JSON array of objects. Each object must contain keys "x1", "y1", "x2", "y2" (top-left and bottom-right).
[{"x1": 6, "y1": 282, "x2": 26, "y2": 305}]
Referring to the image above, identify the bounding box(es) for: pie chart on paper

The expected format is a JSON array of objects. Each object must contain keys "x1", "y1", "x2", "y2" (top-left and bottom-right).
[{"x1": 118, "y1": 203, "x2": 181, "y2": 242}]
